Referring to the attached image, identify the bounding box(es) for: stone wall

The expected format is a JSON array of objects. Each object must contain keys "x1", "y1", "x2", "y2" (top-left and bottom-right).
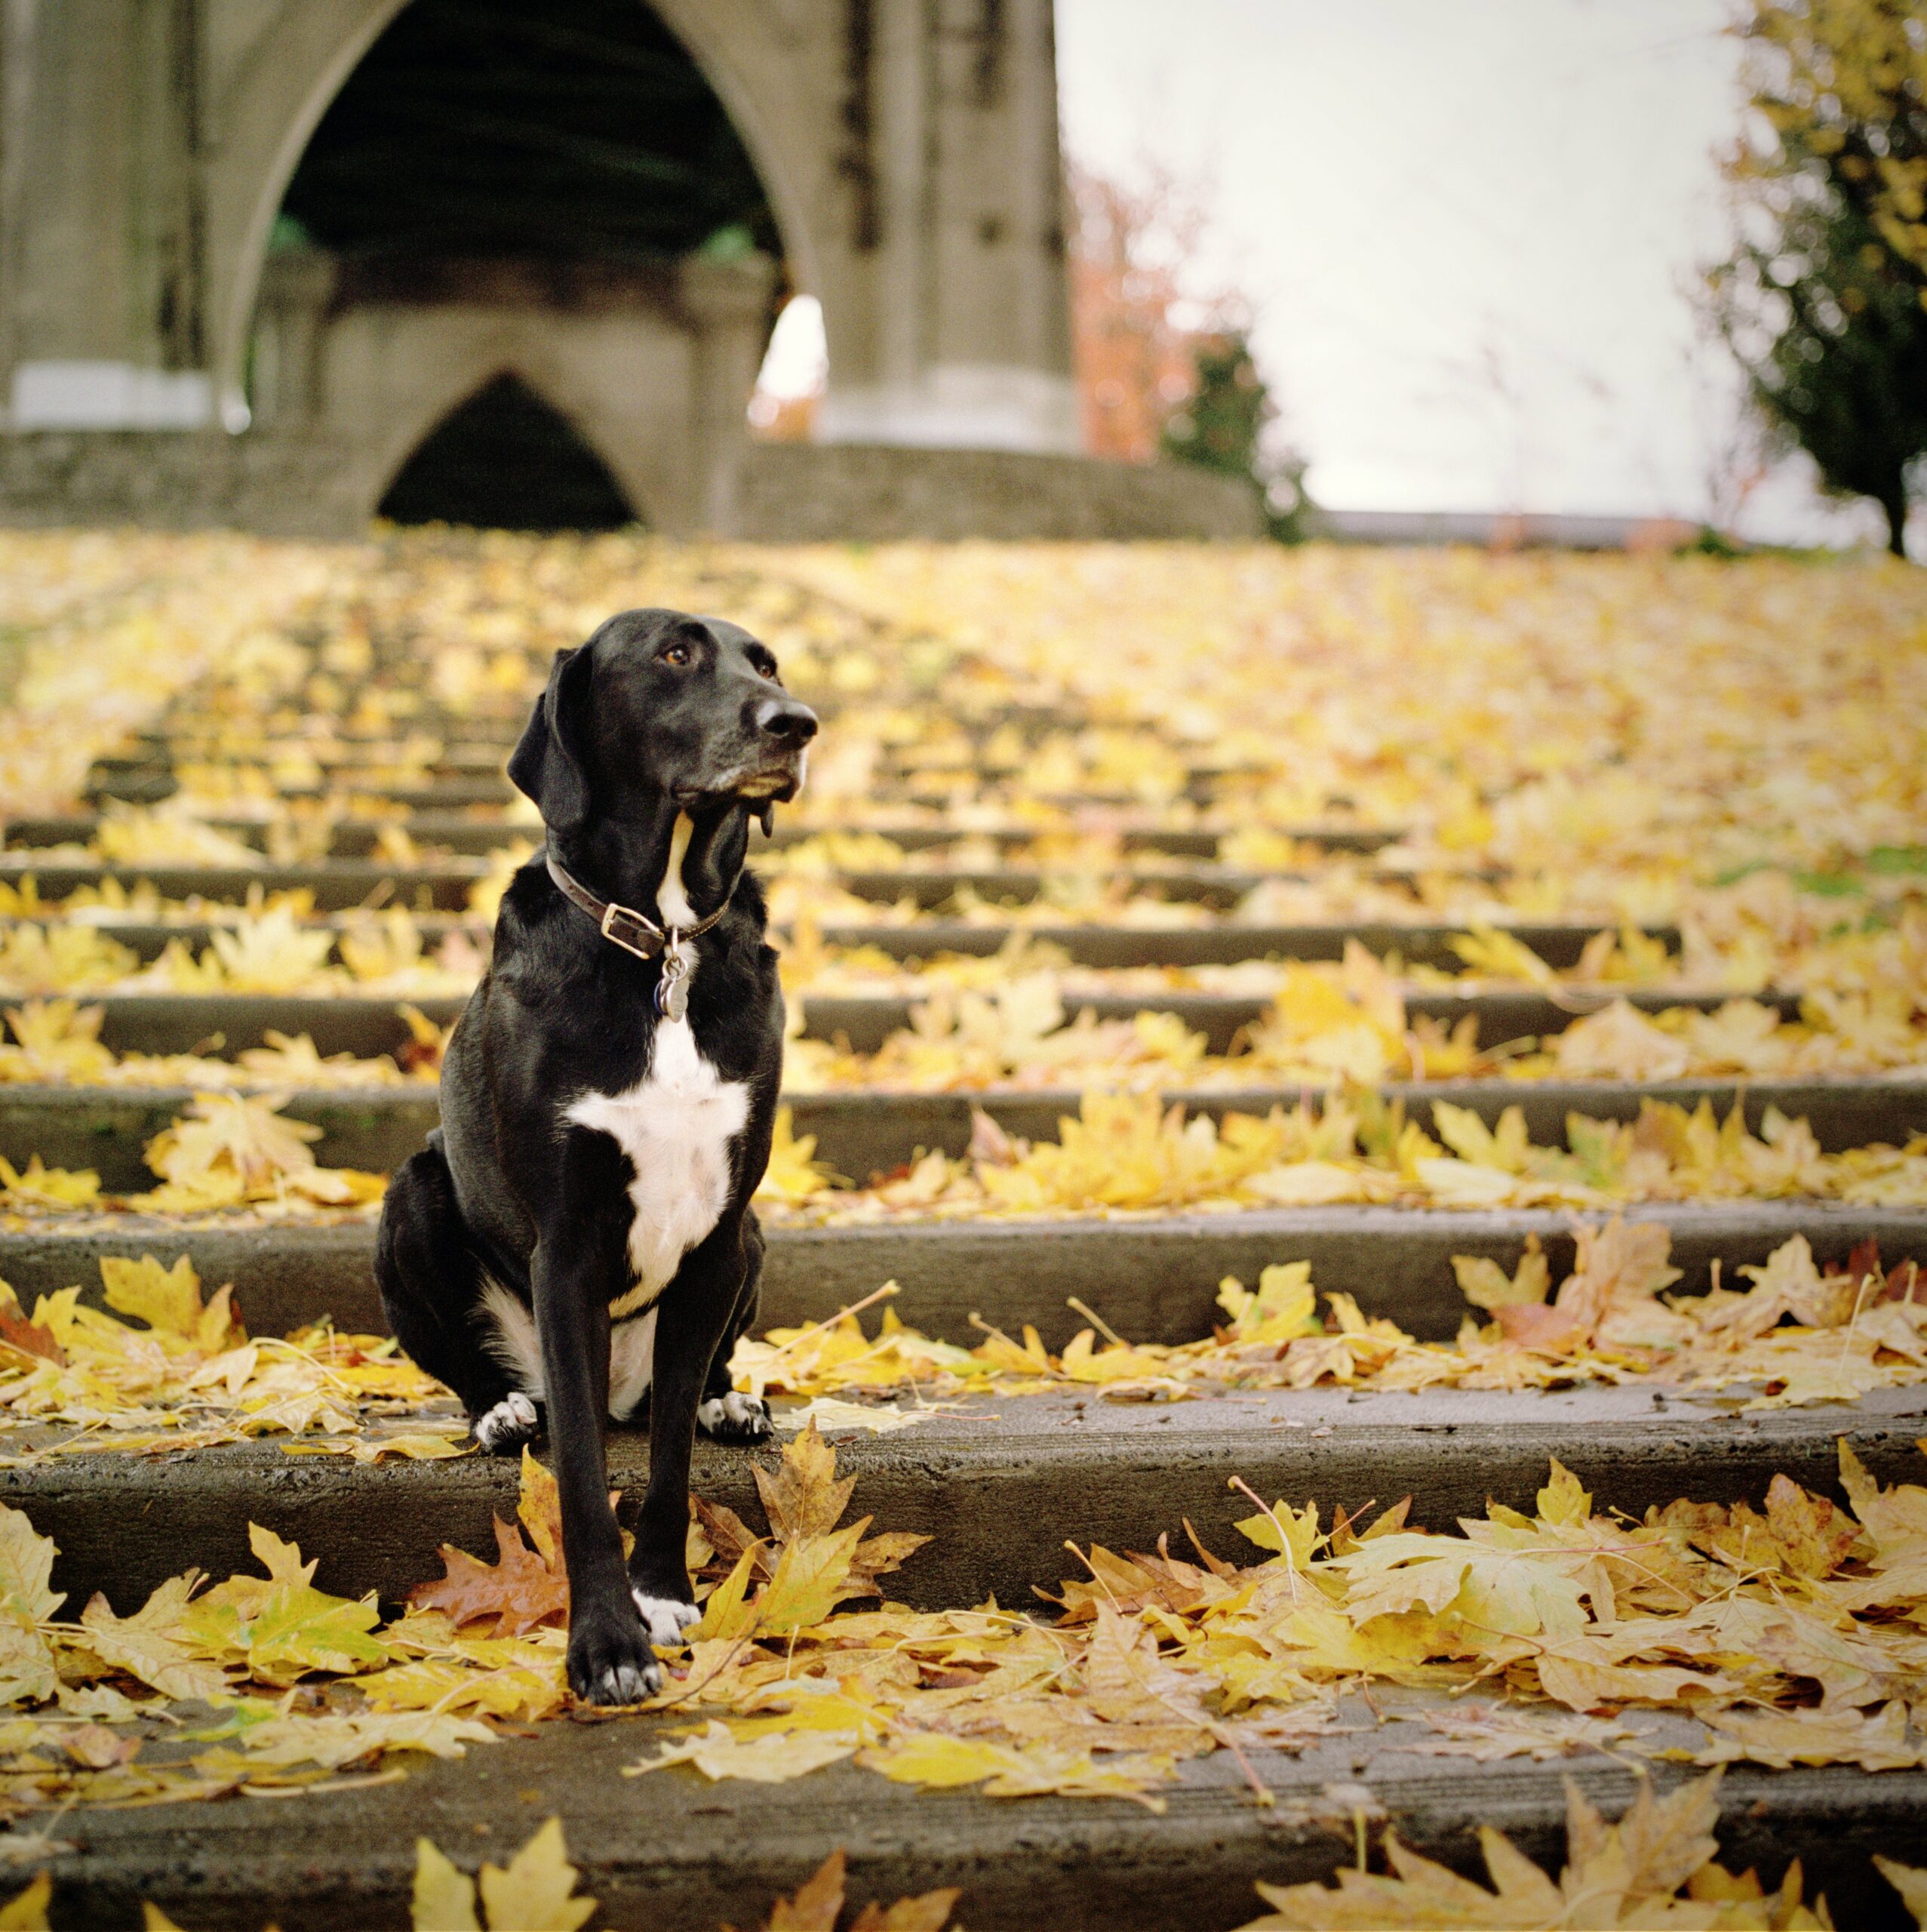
[
  {"x1": 0, "y1": 429, "x2": 364, "y2": 539},
  {"x1": 0, "y1": 433, "x2": 1264, "y2": 544},
  {"x1": 735, "y1": 443, "x2": 1264, "y2": 542}
]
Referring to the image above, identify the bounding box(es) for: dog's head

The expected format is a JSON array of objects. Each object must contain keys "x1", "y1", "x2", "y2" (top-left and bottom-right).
[{"x1": 509, "y1": 608, "x2": 817, "y2": 836}]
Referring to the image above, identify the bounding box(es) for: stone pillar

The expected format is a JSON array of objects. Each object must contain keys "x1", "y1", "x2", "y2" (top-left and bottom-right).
[
  {"x1": 250, "y1": 245, "x2": 336, "y2": 428},
  {"x1": 816, "y1": 0, "x2": 1078, "y2": 455},
  {"x1": 2, "y1": 0, "x2": 215, "y2": 429},
  {"x1": 678, "y1": 250, "x2": 778, "y2": 535}
]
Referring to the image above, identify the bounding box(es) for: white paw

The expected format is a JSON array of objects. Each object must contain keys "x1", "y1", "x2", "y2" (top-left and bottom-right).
[
  {"x1": 697, "y1": 1391, "x2": 773, "y2": 1441},
  {"x1": 474, "y1": 1390, "x2": 538, "y2": 1453},
  {"x1": 631, "y1": 1589, "x2": 701, "y2": 1647}
]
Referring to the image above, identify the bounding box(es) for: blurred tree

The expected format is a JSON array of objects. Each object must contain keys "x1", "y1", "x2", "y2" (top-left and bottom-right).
[
  {"x1": 1068, "y1": 162, "x2": 1205, "y2": 463},
  {"x1": 1068, "y1": 160, "x2": 1309, "y2": 537},
  {"x1": 1710, "y1": 0, "x2": 1927, "y2": 554},
  {"x1": 1161, "y1": 335, "x2": 1311, "y2": 543}
]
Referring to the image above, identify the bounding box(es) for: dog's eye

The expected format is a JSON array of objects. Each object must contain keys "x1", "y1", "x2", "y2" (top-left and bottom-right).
[
  {"x1": 659, "y1": 643, "x2": 692, "y2": 667},
  {"x1": 755, "y1": 660, "x2": 779, "y2": 680}
]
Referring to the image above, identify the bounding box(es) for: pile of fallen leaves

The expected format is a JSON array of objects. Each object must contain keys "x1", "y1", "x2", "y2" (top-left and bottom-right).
[
  {"x1": 784, "y1": 968, "x2": 1927, "y2": 1096},
  {"x1": 758, "y1": 1090, "x2": 1927, "y2": 1221},
  {"x1": 0, "y1": 1090, "x2": 386, "y2": 1226},
  {"x1": 0, "y1": 1426, "x2": 1922, "y2": 1821},
  {"x1": 0, "y1": 1799, "x2": 1921, "y2": 1928},
  {"x1": 1239, "y1": 1778, "x2": 1925, "y2": 1929},
  {"x1": 0, "y1": 1419, "x2": 1918, "y2": 1918},
  {"x1": 738, "y1": 1220, "x2": 1927, "y2": 1416},
  {"x1": 406, "y1": 1831, "x2": 957, "y2": 1932},
  {"x1": 0, "y1": 998, "x2": 439, "y2": 1092},
  {"x1": 0, "y1": 1250, "x2": 459, "y2": 1461}
]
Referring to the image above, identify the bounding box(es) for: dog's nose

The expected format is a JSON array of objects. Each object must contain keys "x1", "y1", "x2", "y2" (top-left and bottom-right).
[{"x1": 756, "y1": 698, "x2": 818, "y2": 747}]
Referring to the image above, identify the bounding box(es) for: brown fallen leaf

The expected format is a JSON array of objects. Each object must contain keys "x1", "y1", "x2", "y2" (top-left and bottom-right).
[{"x1": 409, "y1": 1515, "x2": 569, "y2": 1641}]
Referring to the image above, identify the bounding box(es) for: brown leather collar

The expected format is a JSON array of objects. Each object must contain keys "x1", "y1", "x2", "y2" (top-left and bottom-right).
[{"x1": 545, "y1": 850, "x2": 730, "y2": 961}]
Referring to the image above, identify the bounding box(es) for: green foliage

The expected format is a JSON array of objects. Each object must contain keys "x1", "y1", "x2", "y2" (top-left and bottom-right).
[
  {"x1": 1160, "y1": 335, "x2": 1312, "y2": 543},
  {"x1": 1710, "y1": 2, "x2": 1927, "y2": 556}
]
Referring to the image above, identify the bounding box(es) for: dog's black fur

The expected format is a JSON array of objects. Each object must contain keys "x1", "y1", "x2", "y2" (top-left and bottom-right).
[{"x1": 375, "y1": 608, "x2": 816, "y2": 1705}]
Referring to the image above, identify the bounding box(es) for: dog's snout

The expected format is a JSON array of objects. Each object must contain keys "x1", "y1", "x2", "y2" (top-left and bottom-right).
[{"x1": 756, "y1": 698, "x2": 818, "y2": 747}]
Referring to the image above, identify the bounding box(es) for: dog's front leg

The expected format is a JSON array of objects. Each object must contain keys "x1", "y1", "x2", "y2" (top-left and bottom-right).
[
  {"x1": 628, "y1": 1216, "x2": 751, "y2": 1628},
  {"x1": 533, "y1": 1142, "x2": 659, "y2": 1706}
]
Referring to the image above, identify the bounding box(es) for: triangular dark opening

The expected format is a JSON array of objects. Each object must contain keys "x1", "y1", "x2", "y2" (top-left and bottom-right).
[{"x1": 378, "y1": 374, "x2": 637, "y2": 531}]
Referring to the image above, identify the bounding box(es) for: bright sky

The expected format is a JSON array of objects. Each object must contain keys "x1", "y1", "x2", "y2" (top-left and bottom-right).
[
  {"x1": 758, "y1": 2, "x2": 1884, "y2": 542},
  {"x1": 1053, "y1": 0, "x2": 1880, "y2": 540}
]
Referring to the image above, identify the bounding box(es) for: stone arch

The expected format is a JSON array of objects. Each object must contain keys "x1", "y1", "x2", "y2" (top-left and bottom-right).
[
  {"x1": 324, "y1": 311, "x2": 688, "y2": 529},
  {"x1": 203, "y1": 0, "x2": 829, "y2": 423},
  {"x1": 378, "y1": 373, "x2": 637, "y2": 531}
]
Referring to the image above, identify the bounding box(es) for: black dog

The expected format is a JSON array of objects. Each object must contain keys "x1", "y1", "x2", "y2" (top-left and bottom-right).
[{"x1": 375, "y1": 608, "x2": 816, "y2": 1704}]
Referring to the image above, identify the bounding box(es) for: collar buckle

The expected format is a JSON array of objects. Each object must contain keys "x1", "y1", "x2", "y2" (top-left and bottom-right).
[{"x1": 598, "y1": 900, "x2": 662, "y2": 960}]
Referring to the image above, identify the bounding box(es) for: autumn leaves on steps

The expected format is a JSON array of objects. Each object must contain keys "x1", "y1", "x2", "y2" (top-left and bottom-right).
[
  {"x1": 0, "y1": 535, "x2": 1922, "y2": 1925},
  {"x1": 1, "y1": 1424, "x2": 1925, "y2": 1925}
]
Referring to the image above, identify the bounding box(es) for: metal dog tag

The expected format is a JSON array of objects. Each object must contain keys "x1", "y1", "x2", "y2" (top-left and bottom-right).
[{"x1": 656, "y1": 942, "x2": 690, "y2": 1022}]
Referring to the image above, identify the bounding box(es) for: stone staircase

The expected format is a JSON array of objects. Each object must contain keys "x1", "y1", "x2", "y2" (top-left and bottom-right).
[{"x1": 0, "y1": 552, "x2": 1922, "y2": 1928}]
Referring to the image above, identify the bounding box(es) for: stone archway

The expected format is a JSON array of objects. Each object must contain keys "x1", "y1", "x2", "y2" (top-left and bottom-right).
[
  {"x1": 201, "y1": 0, "x2": 832, "y2": 429},
  {"x1": 378, "y1": 374, "x2": 636, "y2": 531}
]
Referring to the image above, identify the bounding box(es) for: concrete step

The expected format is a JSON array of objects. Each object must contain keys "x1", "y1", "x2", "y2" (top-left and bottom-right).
[
  {"x1": 0, "y1": 857, "x2": 1448, "y2": 915},
  {"x1": 0, "y1": 860, "x2": 486, "y2": 912},
  {"x1": 1, "y1": 986, "x2": 1802, "y2": 1061},
  {"x1": 16, "y1": 814, "x2": 1410, "y2": 862},
  {"x1": 0, "y1": 912, "x2": 1663, "y2": 975},
  {"x1": 798, "y1": 985, "x2": 1796, "y2": 1055},
  {"x1": 14, "y1": 1381, "x2": 1926, "y2": 1625},
  {"x1": 809, "y1": 921, "x2": 1678, "y2": 970},
  {"x1": 2, "y1": 1201, "x2": 1917, "y2": 1348},
  {"x1": 7, "y1": 993, "x2": 469, "y2": 1060},
  {"x1": 2, "y1": 1073, "x2": 1916, "y2": 1192},
  {"x1": 0, "y1": 915, "x2": 485, "y2": 966},
  {"x1": 30, "y1": 1697, "x2": 1922, "y2": 1931}
]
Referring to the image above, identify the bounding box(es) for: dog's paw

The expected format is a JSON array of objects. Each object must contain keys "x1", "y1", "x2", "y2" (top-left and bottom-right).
[
  {"x1": 631, "y1": 1588, "x2": 701, "y2": 1647},
  {"x1": 472, "y1": 1390, "x2": 539, "y2": 1454},
  {"x1": 567, "y1": 1601, "x2": 661, "y2": 1707},
  {"x1": 697, "y1": 1390, "x2": 773, "y2": 1441}
]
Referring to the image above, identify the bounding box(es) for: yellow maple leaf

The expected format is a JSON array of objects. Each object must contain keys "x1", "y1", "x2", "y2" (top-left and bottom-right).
[
  {"x1": 860, "y1": 1732, "x2": 1173, "y2": 1807},
  {"x1": 0, "y1": 1155, "x2": 102, "y2": 1211},
  {"x1": 0, "y1": 1876, "x2": 51, "y2": 1931},
  {"x1": 759, "y1": 1524, "x2": 867, "y2": 1633},
  {"x1": 628, "y1": 1718, "x2": 859, "y2": 1784},
  {"x1": 413, "y1": 1837, "x2": 481, "y2": 1932},
  {"x1": 1690, "y1": 1699, "x2": 1922, "y2": 1772},
  {"x1": 475, "y1": 1817, "x2": 596, "y2": 1932},
  {"x1": 755, "y1": 1422, "x2": 854, "y2": 1540},
  {"x1": 97, "y1": 1252, "x2": 242, "y2": 1349},
  {"x1": 0, "y1": 1503, "x2": 63, "y2": 1628},
  {"x1": 1450, "y1": 1235, "x2": 1550, "y2": 1314},
  {"x1": 757, "y1": 1106, "x2": 841, "y2": 1204},
  {"x1": 1536, "y1": 1460, "x2": 1591, "y2": 1527},
  {"x1": 1875, "y1": 1857, "x2": 1927, "y2": 1927},
  {"x1": 80, "y1": 1578, "x2": 231, "y2": 1703}
]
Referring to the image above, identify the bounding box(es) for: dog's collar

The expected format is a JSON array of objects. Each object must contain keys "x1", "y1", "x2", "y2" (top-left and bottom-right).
[{"x1": 545, "y1": 851, "x2": 730, "y2": 963}]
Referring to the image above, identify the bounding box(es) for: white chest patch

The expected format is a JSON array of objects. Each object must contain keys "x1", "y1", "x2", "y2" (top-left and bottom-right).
[{"x1": 565, "y1": 1016, "x2": 749, "y2": 1314}]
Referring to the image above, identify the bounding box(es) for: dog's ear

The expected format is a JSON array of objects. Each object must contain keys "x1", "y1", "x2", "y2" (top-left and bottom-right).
[{"x1": 509, "y1": 644, "x2": 595, "y2": 834}]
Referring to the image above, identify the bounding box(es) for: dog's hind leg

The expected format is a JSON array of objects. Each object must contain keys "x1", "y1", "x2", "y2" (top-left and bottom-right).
[
  {"x1": 697, "y1": 1209, "x2": 773, "y2": 1442},
  {"x1": 376, "y1": 1143, "x2": 536, "y2": 1453}
]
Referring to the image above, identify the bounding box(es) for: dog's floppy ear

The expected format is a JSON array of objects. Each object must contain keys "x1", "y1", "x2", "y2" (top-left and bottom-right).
[{"x1": 509, "y1": 644, "x2": 595, "y2": 835}]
